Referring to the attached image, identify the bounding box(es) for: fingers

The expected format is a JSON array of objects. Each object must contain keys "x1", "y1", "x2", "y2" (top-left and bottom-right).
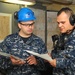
[
  {"x1": 10, "y1": 55, "x2": 37, "y2": 65},
  {"x1": 26, "y1": 55, "x2": 37, "y2": 65},
  {"x1": 10, "y1": 56, "x2": 25, "y2": 65}
]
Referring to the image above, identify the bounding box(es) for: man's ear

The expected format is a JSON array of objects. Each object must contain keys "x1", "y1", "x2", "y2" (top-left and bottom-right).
[{"x1": 18, "y1": 23, "x2": 21, "y2": 29}]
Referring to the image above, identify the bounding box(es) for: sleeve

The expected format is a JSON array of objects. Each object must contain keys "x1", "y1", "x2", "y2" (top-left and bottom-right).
[
  {"x1": 0, "y1": 37, "x2": 12, "y2": 70},
  {"x1": 35, "y1": 39, "x2": 48, "y2": 70},
  {"x1": 56, "y1": 36, "x2": 75, "y2": 70}
]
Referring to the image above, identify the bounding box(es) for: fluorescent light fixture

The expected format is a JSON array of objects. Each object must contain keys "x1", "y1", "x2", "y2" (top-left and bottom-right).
[{"x1": 0, "y1": 0, "x2": 36, "y2": 5}]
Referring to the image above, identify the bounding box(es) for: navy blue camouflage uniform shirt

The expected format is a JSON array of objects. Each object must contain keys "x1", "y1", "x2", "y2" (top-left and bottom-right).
[
  {"x1": 51, "y1": 29, "x2": 75, "y2": 75},
  {"x1": 0, "y1": 33, "x2": 47, "y2": 75}
]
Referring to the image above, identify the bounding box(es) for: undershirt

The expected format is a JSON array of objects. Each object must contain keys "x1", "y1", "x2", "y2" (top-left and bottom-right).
[{"x1": 21, "y1": 36, "x2": 31, "y2": 43}]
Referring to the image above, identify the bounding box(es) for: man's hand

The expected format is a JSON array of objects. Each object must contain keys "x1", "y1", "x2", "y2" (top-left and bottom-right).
[
  {"x1": 10, "y1": 56, "x2": 25, "y2": 65},
  {"x1": 26, "y1": 55, "x2": 38, "y2": 65},
  {"x1": 48, "y1": 53, "x2": 56, "y2": 67}
]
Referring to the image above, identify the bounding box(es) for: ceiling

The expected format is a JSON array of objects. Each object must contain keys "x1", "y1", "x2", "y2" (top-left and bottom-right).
[{"x1": 35, "y1": 0, "x2": 75, "y2": 5}]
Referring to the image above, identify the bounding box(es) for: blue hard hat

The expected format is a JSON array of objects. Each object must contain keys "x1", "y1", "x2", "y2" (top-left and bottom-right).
[{"x1": 17, "y1": 7, "x2": 36, "y2": 22}]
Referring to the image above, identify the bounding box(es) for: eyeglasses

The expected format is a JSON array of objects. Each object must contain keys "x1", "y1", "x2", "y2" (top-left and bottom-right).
[{"x1": 19, "y1": 22, "x2": 35, "y2": 27}]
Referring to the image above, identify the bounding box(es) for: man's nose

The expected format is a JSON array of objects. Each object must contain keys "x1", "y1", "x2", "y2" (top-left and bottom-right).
[{"x1": 58, "y1": 23, "x2": 62, "y2": 27}]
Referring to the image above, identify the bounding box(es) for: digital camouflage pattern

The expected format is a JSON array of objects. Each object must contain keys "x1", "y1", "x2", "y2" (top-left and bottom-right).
[
  {"x1": 0, "y1": 33, "x2": 47, "y2": 75},
  {"x1": 51, "y1": 29, "x2": 75, "y2": 75}
]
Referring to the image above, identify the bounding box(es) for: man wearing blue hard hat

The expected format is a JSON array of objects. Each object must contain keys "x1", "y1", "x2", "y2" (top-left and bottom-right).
[{"x1": 0, "y1": 7, "x2": 47, "y2": 75}]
